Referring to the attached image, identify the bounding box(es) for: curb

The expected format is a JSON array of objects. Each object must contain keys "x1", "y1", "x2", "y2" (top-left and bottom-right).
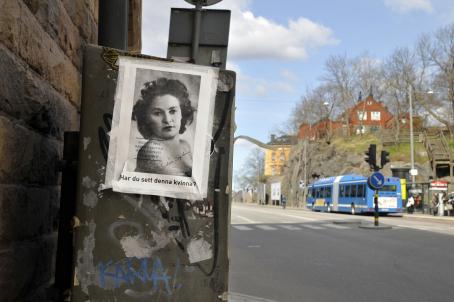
[{"x1": 359, "y1": 223, "x2": 393, "y2": 230}]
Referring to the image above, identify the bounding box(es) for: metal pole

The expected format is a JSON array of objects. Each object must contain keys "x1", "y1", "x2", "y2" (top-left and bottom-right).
[
  {"x1": 374, "y1": 190, "x2": 379, "y2": 226},
  {"x1": 191, "y1": 2, "x2": 203, "y2": 63},
  {"x1": 98, "y1": 0, "x2": 129, "y2": 50},
  {"x1": 409, "y1": 85, "x2": 415, "y2": 188},
  {"x1": 438, "y1": 192, "x2": 444, "y2": 216}
]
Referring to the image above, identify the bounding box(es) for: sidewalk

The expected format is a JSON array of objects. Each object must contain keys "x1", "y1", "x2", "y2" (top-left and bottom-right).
[{"x1": 402, "y1": 212, "x2": 454, "y2": 221}]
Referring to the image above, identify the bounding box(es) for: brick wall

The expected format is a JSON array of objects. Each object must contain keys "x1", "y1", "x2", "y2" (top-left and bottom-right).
[{"x1": 0, "y1": 0, "x2": 98, "y2": 300}]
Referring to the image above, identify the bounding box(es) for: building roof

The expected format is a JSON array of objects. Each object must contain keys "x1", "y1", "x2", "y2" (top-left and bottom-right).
[{"x1": 267, "y1": 134, "x2": 296, "y2": 145}]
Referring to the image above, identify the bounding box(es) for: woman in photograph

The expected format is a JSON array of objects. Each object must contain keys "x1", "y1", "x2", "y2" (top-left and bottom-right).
[{"x1": 132, "y1": 77, "x2": 195, "y2": 176}]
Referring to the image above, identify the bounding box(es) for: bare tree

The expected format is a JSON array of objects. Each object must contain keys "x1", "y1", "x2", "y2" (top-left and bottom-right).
[
  {"x1": 382, "y1": 47, "x2": 418, "y2": 140},
  {"x1": 321, "y1": 54, "x2": 356, "y2": 135},
  {"x1": 234, "y1": 147, "x2": 264, "y2": 192},
  {"x1": 352, "y1": 52, "x2": 386, "y2": 101},
  {"x1": 416, "y1": 24, "x2": 454, "y2": 135}
]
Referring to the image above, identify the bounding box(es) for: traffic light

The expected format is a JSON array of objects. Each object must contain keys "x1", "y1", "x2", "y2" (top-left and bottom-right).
[
  {"x1": 364, "y1": 144, "x2": 377, "y2": 170},
  {"x1": 381, "y1": 150, "x2": 390, "y2": 168}
]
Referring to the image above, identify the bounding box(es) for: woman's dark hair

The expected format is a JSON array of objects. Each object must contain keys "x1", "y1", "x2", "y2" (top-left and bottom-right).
[{"x1": 132, "y1": 78, "x2": 195, "y2": 139}]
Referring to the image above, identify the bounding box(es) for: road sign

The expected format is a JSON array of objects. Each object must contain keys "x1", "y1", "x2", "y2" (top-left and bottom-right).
[
  {"x1": 368, "y1": 172, "x2": 385, "y2": 190},
  {"x1": 410, "y1": 168, "x2": 418, "y2": 176}
]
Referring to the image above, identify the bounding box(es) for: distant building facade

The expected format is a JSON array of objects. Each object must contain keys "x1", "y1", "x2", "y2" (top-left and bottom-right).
[{"x1": 264, "y1": 135, "x2": 295, "y2": 176}]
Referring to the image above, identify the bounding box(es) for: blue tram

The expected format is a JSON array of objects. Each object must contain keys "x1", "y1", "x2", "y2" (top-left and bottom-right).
[{"x1": 306, "y1": 174, "x2": 403, "y2": 214}]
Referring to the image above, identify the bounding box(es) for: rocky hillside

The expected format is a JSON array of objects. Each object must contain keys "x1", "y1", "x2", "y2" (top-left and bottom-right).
[{"x1": 280, "y1": 138, "x2": 433, "y2": 206}]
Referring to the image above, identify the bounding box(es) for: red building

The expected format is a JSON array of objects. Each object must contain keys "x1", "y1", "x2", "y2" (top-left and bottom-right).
[
  {"x1": 298, "y1": 93, "x2": 395, "y2": 139},
  {"x1": 347, "y1": 94, "x2": 393, "y2": 134}
]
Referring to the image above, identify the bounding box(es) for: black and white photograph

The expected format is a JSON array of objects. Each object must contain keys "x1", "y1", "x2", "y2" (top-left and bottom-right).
[{"x1": 104, "y1": 56, "x2": 219, "y2": 199}]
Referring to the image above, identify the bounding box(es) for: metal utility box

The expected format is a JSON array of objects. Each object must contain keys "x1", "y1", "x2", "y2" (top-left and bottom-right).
[{"x1": 70, "y1": 45, "x2": 235, "y2": 301}]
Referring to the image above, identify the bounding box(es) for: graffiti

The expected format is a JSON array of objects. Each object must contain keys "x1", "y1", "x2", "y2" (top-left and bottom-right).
[{"x1": 98, "y1": 257, "x2": 182, "y2": 295}]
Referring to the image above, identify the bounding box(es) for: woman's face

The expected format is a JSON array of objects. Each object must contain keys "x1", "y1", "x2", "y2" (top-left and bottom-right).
[{"x1": 146, "y1": 94, "x2": 182, "y2": 139}]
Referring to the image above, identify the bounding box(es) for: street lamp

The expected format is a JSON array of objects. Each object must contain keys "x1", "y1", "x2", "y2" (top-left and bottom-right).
[
  {"x1": 408, "y1": 86, "x2": 435, "y2": 189},
  {"x1": 323, "y1": 101, "x2": 331, "y2": 142},
  {"x1": 408, "y1": 85, "x2": 416, "y2": 189}
]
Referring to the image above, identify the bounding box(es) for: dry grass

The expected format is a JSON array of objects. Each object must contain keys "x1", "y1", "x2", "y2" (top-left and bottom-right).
[{"x1": 331, "y1": 134, "x2": 427, "y2": 164}]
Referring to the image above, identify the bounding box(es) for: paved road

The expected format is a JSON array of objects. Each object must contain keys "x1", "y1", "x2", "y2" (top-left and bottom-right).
[{"x1": 228, "y1": 203, "x2": 454, "y2": 302}]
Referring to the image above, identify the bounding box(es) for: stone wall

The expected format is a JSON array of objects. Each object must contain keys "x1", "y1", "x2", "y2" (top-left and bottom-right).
[{"x1": 0, "y1": 0, "x2": 98, "y2": 300}]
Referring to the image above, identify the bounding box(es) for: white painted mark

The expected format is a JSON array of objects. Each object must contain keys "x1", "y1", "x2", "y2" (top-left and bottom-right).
[
  {"x1": 321, "y1": 223, "x2": 350, "y2": 229},
  {"x1": 256, "y1": 225, "x2": 278, "y2": 230},
  {"x1": 236, "y1": 215, "x2": 260, "y2": 224},
  {"x1": 301, "y1": 224, "x2": 326, "y2": 230},
  {"x1": 120, "y1": 235, "x2": 152, "y2": 258},
  {"x1": 278, "y1": 225, "x2": 302, "y2": 230},
  {"x1": 82, "y1": 190, "x2": 98, "y2": 208},
  {"x1": 83, "y1": 137, "x2": 91, "y2": 150},
  {"x1": 187, "y1": 238, "x2": 213, "y2": 264},
  {"x1": 279, "y1": 214, "x2": 316, "y2": 221},
  {"x1": 247, "y1": 245, "x2": 261, "y2": 248},
  {"x1": 232, "y1": 225, "x2": 253, "y2": 231}
]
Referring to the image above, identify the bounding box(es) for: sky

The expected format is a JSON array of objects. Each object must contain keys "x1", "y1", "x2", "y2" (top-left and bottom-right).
[{"x1": 140, "y1": 0, "x2": 454, "y2": 182}]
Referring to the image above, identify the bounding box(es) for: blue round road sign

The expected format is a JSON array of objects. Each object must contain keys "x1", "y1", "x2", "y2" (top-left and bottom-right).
[{"x1": 368, "y1": 172, "x2": 385, "y2": 190}]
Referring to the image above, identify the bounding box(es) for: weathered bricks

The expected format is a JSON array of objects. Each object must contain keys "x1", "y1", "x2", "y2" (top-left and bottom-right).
[
  {"x1": 0, "y1": 116, "x2": 62, "y2": 185},
  {"x1": 0, "y1": 45, "x2": 79, "y2": 139},
  {"x1": 0, "y1": 234, "x2": 57, "y2": 301},
  {"x1": 0, "y1": 0, "x2": 97, "y2": 298},
  {"x1": 0, "y1": 184, "x2": 60, "y2": 244},
  {"x1": 62, "y1": 0, "x2": 98, "y2": 43},
  {"x1": 23, "y1": 0, "x2": 85, "y2": 70},
  {"x1": 0, "y1": 0, "x2": 82, "y2": 106}
]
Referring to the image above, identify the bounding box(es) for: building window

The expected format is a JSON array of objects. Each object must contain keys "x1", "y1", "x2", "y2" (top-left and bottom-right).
[
  {"x1": 356, "y1": 126, "x2": 366, "y2": 134},
  {"x1": 279, "y1": 152, "x2": 285, "y2": 161},
  {"x1": 357, "y1": 111, "x2": 367, "y2": 121},
  {"x1": 271, "y1": 152, "x2": 275, "y2": 162},
  {"x1": 371, "y1": 111, "x2": 381, "y2": 121}
]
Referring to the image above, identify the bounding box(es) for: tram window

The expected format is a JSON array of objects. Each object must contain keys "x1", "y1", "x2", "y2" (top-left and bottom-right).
[
  {"x1": 315, "y1": 187, "x2": 321, "y2": 198},
  {"x1": 345, "y1": 185, "x2": 351, "y2": 197},
  {"x1": 321, "y1": 187, "x2": 326, "y2": 198},
  {"x1": 308, "y1": 188, "x2": 313, "y2": 198},
  {"x1": 351, "y1": 185, "x2": 357, "y2": 197},
  {"x1": 340, "y1": 185, "x2": 345, "y2": 197},
  {"x1": 326, "y1": 187, "x2": 332, "y2": 198},
  {"x1": 357, "y1": 184, "x2": 365, "y2": 197}
]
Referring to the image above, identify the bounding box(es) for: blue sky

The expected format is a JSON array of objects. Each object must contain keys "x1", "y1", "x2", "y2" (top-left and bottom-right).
[{"x1": 141, "y1": 0, "x2": 454, "y2": 180}]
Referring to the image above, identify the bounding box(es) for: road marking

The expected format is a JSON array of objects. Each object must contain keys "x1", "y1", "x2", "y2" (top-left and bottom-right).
[
  {"x1": 235, "y1": 215, "x2": 260, "y2": 224},
  {"x1": 278, "y1": 225, "x2": 302, "y2": 230},
  {"x1": 321, "y1": 223, "x2": 350, "y2": 229},
  {"x1": 278, "y1": 214, "x2": 316, "y2": 221},
  {"x1": 256, "y1": 225, "x2": 278, "y2": 230},
  {"x1": 301, "y1": 224, "x2": 326, "y2": 230},
  {"x1": 232, "y1": 225, "x2": 253, "y2": 231},
  {"x1": 247, "y1": 245, "x2": 261, "y2": 248}
]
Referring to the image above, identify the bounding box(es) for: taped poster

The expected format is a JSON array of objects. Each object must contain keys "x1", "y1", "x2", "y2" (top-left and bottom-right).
[{"x1": 104, "y1": 56, "x2": 218, "y2": 199}]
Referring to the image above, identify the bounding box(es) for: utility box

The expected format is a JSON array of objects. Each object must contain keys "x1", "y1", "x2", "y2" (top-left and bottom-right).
[{"x1": 69, "y1": 45, "x2": 235, "y2": 301}]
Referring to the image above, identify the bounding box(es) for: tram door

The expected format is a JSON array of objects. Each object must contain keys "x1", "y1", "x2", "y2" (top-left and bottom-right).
[{"x1": 332, "y1": 176, "x2": 343, "y2": 211}]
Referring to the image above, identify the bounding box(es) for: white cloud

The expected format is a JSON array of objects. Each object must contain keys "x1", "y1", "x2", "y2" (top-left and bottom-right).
[
  {"x1": 141, "y1": 0, "x2": 338, "y2": 60},
  {"x1": 228, "y1": 12, "x2": 338, "y2": 60},
  {"x1": 384, "y1": 0, "x2": 433, "y2": 13},
  {"x1": 280, "y1": 69, "x2": 298, "y2": 81}
]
